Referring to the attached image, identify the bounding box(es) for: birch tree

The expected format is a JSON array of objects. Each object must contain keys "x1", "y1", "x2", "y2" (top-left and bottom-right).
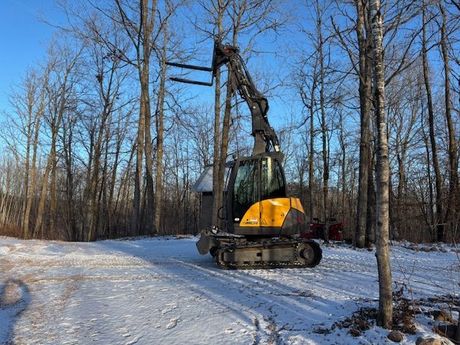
[{"x1": 370, "y1": 0, "x2": 393, "y2": 328}]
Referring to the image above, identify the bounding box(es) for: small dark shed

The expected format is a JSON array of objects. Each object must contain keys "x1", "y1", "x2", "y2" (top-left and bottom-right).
[{"x1": 193, "y1": 165, "x2": 230, "y2": 230}]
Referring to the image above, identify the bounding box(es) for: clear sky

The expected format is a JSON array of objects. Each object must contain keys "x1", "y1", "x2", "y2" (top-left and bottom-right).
[
  {"x1": 0, "y1": 0, "x2": 346, "y2": 140},
  {"x1": 0, "y1": 0, "x2": 61, "y2": 112},
  {"x1": 0, "y1": 0, "x2": 295, "y2": 124}
]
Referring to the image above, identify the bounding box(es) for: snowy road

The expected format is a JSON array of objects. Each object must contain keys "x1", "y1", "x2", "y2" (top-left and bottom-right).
[{"x1": 0, "y1": 237, "x2": 458, "y2": 344}]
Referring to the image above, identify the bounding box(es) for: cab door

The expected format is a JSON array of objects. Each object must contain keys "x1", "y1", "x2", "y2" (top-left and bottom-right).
[{"x1": 229, "y1": 158, "x2": 260, "y2": 228}]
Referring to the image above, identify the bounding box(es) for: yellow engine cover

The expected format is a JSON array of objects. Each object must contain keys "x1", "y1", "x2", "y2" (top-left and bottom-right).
[{"x1": 239, "y1": 197, "x2": 305, "y2": 227}]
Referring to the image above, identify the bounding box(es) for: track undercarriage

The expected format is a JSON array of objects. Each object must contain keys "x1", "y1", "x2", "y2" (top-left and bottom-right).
[{"x1": 197, "y1": 230, "x2": 322, "y2": 269}]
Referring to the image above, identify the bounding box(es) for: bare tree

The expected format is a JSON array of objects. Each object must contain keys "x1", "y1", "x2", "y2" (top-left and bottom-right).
[
  {"x1": 34, "y1": 46, "x2": 81, "y2": 239},
  {"x1": 154, "y1": 0, "x2": 180, "y2": 234},
  {"x1": 314, "y1": 0, "x2": 331, "y2": 238},
  {"x1": 387, "y1": 65, "x2": 421, "y2": 240},
  {"x1": 438, "y1": 0, "x2": 459, "y2": 234},
  {"x1": 370, "y1": 0, "x2": 393, "y2": 328},
  {"x1": 97, "y1": 0, "x2": 160, "y2": 234},
  {"x1": 298, "y1": 57, "x2": 319, "y2": 222},
  {"x1": 421, "y1": 1, "x2": 443, "y2": 241},
  {"x1": 354, "y1": 0, "x2": 373, "y2": 248},
  {"x1": 8, "y1": 70, "x2": 48, "y2": 238},
  {"x1": 332, "y1": 0, "x2": 421, "y2": 246},
  {"x1": 84, "y1": 38, "x2": 127, "y2": 241}
]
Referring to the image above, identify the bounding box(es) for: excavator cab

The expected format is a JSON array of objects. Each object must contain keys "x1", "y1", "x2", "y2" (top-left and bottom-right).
[
  {"x1": 228, "y1": 154, "x2": 284, "y2": 229},
  {"x1": 226, "y1": 153, "x2": 307, "y2": 238},
  {"x1": 231, "y1": 156, "x2": 285, "y2": 223}
]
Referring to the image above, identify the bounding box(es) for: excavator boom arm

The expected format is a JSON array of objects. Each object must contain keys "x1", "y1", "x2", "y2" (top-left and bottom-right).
[{"x1": 167, "y1": 41, "x2": 280, "y2": 155}]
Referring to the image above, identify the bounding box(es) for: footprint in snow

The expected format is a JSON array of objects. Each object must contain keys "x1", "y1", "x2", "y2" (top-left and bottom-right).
[
  {"x1": 166, "y1": 318, "x2": 179, "y2": 329},
  {"x1": 161, "y1": 303, "x2": 177, "y2": 315},
  {"x1": 125, "y1": 336, "x2": 140, "y2": 345}
]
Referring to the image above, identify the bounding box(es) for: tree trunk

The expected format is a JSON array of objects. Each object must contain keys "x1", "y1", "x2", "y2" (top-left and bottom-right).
[
  {"x1": 34, "y1": 155, "x2": 51, "y2": 239},
  {"x1": 35, "y1": 72, "x2": 69, "y2": 239},
  {"x1": 421, "y1": 107, "x2": 435, "y2": 235},
  {"x1": 422, "y1": 2, "x2": 443, "y2": 241},
  {"x1": 142, "y1": 0, "x2": 157, "y2": 235},
  {"x1": 355, "y1": 0, "x2": 372, "y2": 248},
  {"x1": 216, "y1": 27, "x2": 241, "y2": 233},
  {"x1": 49, "y1": 139, "x2": 58, "y2": 239},
  {"x1": 62, "y1": 121, "x2": 76, "y2": 241},
  {"x1": 133, "y1": 98, "x2": 144, "y2": 233},
  {"x1": 22, "y1": 107, "x2": 31, "y2": 237},
  {"x1": 155, "y1": 23, "x2": 168, "y2": 234},
  {"x1": 128, "y1": 0, "x2": 158, "y2": 236},
  {"x1": 439, "y1": 0, "x2": 459, "y2": 232},
  {"x1": 216, "y1": 68, "x2": 232, "y2": 226},
  {"x1": 211, "y1": 68, "x2": 222, "y2": 228},
  {"x1": 371, "y1": 0, "x2": 393, "y2": 328},
  {"x1": 23, "y1": 89, "x2": 44, "y2": 239},
  {"x1": 211, "y1": 1, "x2": 224, "y2": 228},
  {"x1": 366, "y1": 153, "x2": 376, "y2": 246},
  {"x1": 317, "y1": 12, "x2": 329, "y2": 239},
  {"x1": 309, "y1": 96, "x2": 315, "y2": 222},
  {"x1": 339, "y1": 111, "x2": 347, "y2": 225}
]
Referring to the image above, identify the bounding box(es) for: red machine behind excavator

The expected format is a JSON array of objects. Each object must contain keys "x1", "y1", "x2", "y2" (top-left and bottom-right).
[{"x1": 301, "y1": 218, "x2": 344, "y2": 242}]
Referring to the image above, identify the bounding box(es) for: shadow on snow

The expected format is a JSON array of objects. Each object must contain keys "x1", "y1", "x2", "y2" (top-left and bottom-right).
[{"x1": 0, "y1": 279, "x2": 31, "y2": 344}]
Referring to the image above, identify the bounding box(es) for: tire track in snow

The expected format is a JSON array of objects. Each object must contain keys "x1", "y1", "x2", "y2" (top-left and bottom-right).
[
  {"x1": 168, "y1": 259, "x2": 341, "y2": 343},
  {"x1": 143, "y1": 258, "x2": 285, "y2": 343}
]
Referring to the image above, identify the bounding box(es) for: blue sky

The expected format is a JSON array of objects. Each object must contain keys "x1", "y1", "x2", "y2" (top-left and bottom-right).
[
  {"x1": 0, "y1": 1, "x2": 352, "y2": 145},
  {"x1": 0, "y1": 0, "x2": 61, "y2": 112},
  {"x1": 0, "y1": 0, "x2": 349, "y2": 168},
  {"x1": 0, "y1": 1, "x2": 296, "y2": 124}
]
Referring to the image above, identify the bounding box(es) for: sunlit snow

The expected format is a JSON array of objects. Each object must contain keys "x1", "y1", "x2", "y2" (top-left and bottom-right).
[{"x1": 0, "y1": 236, "x2": 457, "y2": 344}]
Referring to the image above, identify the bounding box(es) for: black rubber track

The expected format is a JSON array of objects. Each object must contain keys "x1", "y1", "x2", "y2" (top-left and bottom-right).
[{"x1": 215, "y1": 239, "x2": 322, "y2": 270}]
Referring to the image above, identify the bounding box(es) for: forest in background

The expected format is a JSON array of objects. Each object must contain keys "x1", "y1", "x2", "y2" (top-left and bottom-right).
[{"x1": 0, "y1": 0, "x2": 458, "y2": 244}]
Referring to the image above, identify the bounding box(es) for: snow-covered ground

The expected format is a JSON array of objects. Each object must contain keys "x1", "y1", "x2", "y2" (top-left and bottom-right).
[{"x1": 0, "y1": 236, "x2": 458, "y2": 345}]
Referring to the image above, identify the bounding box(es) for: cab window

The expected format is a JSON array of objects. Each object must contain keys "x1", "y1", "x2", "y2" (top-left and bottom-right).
[
  {"x1": 261, "y1": 157, "x2": 286, "y2": 200},
  {"x1": 232, "y1": 159, "x2": 258, "y2": 221}
]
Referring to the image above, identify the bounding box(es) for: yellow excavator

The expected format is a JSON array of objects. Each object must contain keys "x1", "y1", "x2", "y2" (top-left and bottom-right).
[{"x1": 167, "y1": 41, "x2": 322, "y2": 269}]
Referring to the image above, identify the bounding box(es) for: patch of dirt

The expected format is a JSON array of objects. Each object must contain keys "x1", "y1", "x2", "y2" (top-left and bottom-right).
[
  {"x1": 0, "y1": 281, "x2": 23, "y2": 306},
  {"x1": 328, "y1": 289, "x2": 459, "y2": 340},
  {"x1": 333, "y1": 306, "x2": 377, "y2": 337},
  {"x1": 419, "y1": 295, "x2": 460, "y2": 308},
  {"x1": 0, "y1": 259, "x2": 14, "y2": 273}
]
